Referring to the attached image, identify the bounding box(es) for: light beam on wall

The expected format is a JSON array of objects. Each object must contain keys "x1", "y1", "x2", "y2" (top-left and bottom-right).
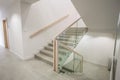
[{"x1": 11, "y1": 14, "x2": 21, "y2": 27}]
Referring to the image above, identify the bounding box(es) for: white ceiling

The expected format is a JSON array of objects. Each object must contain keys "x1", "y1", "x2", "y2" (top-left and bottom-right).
[
  {"x1": 0, "y1": 0, "x2": 15, "y2": 7},
  {"x1": 0, "y1": 0, "x2": 39, "y2": 8},
  {"x1": 0, "y1": 0, "x2": 118, "y2": 32},
  {"x1": 72, "y1": 0, "x2": 120, "y2": 32}
]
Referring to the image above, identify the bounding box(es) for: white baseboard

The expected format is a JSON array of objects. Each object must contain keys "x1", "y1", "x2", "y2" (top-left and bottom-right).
[
  {"x1": 9, "y1": 49, "x2": 24, "y2": 59},
  {"x1": 22, "y1": 55, "x2": 34, "y2": 60},
  {"x1": 9, "y1": 49, "x2": 34, "y2": 60},
  {"x1": 84, "y1": 59, "x2": 107, "y2": 67}
]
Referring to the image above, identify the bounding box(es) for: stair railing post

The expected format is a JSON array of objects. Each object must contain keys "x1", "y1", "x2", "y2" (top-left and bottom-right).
[{"x1": 53, "y1": 38, "x2": 58, "y2": 72}]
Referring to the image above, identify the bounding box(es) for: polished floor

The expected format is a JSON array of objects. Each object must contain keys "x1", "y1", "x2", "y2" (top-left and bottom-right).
[{"x1": 0, "y1": 46, "x2": 109, "y2": 80}]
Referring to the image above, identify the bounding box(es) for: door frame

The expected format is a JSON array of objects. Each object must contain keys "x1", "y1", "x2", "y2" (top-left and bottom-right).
[{"x1": 2, "y1": 19, "x2": 9, "y2": 49}]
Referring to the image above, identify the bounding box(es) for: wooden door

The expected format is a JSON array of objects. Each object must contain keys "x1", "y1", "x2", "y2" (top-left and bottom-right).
[{"x1": 3, "y1": 20, "x2": 9, "y2": 49}]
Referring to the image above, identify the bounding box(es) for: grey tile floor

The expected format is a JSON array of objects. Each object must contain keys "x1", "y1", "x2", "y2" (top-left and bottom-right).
[{"x1": 0, "y1": 46, "x2": 109, "y2": 80}]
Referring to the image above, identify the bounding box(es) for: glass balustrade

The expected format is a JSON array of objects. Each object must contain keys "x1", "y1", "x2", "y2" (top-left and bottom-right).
[{"x1": 55, "y1": 20, "x2": 87, "y2": 73}]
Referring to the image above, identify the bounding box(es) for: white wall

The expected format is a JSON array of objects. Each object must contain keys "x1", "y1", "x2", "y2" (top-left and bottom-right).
[
  {"x1": 5, "y1": 0, "x2": 24, "y2": 59},
  {"x1": 0, "y1": 10, "x2": 5, "y2": 47},
  {"x1": 0, "y1": 0, "x2": 18, "y2": 48},
  {"x1": 75, "y1": 32, "x2": 115, "y2": 66},
  {"x1": 21, "y1": 0, "x2": 80, "y2": 59},
  {"x1": 71, "y1": 0, "x2": 119, "y2": 67}
]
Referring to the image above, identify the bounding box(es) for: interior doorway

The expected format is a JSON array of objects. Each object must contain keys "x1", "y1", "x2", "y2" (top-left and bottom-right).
[{"x1": 2, "y1": 20, "x2": 9, "y2": 49}]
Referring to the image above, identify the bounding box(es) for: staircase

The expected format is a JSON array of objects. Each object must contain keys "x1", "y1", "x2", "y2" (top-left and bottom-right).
[
  {"x1": 35, "y1": 42, "x2": 53, "y2": 66},
  {"x1": 35, "y1": 27, "x2": 87, "y2": 73}
]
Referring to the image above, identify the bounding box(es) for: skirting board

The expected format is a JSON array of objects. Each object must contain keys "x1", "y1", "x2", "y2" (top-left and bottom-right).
[
  {"x1": 9, "y1": 49, "x2": 34, "y2": 60},
  {"x1": 84, "y1": 59, "x2": 108, "y2": 67}
]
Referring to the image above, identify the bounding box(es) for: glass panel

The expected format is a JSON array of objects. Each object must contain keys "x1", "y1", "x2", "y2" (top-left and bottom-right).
[
  {"x1": 74, "y1": 53, "x2": 83, "y2": 73},
  {"x1": 58, "y1": 44, "x2": 74, "y2": 73},
  {"x1": 56, "y1": 20, "x2": 87, "y2": 73}
]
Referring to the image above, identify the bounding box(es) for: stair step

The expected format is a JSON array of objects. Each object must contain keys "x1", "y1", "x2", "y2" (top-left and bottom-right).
[
  {"x1": 67, "y1": 27, "x2": 88, "y2": 31},
  {"x1": 40, "y1": 49, "x2": 53, "y2": 58},
  {"x1": 62, "y1": 59, "x2": 81, "y2": 72},
  {"x1": 60, "y1": 41, "x2": 75, "y2": 46},
  {"x1": 59, "y1": 46, "x2": 74, "y2": 50},
  {"x1": 57, "y1": 38, "x2": 75, "y2": 42},
  {"x1": 58, "y1": 49, "x2": 71, "y2": 55},
  {"x1": 65, "y1": 31, "x2": 84, "y2": 34},
  {"x1": 45, "y1": 46, "x2": 53, "y2": 51},
  {"x1": 60, "y1": 40, "x2": 75, "y2": 43},
  {"x1": 57, "y1": 36, "x2": 71, "y2": 39},
  {"x1": 62, "y1": 32, "x2": 83, "y2": 36},
  {"x1": 66, "y1": 30, "x2": 84, "y2": 32},
  {"x1": 62, "y1": 67, "x2": 74, "y2": 72},
  {"x1": 59, "y1": 69, "x2": 66, "y2": 73},
  {"x1": 48, "y1": 43, "x2": 53, "y2": 47},
  {"x1": 59, "y1": 35, "x2": 76, "y2": 39},
  {"x1": 59, "y1": 35, "x2": 82, "y2": 39},
  {"x1": 35, "y1": 53, "x2": 53, "y2": 66}
]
